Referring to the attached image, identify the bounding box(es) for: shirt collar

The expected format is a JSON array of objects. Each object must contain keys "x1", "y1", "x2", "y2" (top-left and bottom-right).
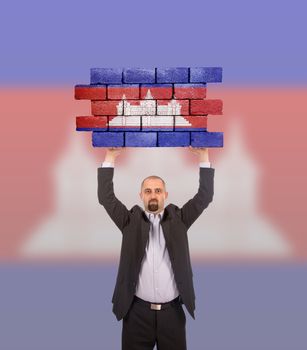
[{"x1": 144, "y1": 209, "x2": 164, "y2": 221}]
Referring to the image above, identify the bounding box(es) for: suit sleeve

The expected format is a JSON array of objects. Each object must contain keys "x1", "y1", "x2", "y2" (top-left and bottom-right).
[
  {"x1": 180, "y1": 167, "x2": 215, "y2": 229},
  {"x1": 97, "y1": 167, "x2": 130, "y2": 232}
]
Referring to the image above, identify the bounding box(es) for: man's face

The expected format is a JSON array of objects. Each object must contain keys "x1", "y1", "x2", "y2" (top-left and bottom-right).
[{"x1": 139, "y1": 178, "x2": 168, "y2": 214}]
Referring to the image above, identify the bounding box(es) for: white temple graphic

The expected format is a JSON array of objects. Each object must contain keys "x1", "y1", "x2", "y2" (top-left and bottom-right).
[
  {"x1": 21, "y1": 118, "x2": 292, "y2": 261},
  {"x1": 110, "y1": 90, "x2": 192, "y2": 127}
]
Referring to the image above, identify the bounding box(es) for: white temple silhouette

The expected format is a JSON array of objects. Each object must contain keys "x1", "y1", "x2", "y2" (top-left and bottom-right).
[
  {"x1": 110, "y1": 90, "x2": 192, "y2": 127},
  {"x1": 21, "y1": 118, "x2": 292, "y2": 260}
]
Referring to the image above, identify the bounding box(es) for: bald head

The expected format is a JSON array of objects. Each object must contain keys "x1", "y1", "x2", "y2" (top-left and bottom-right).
[{"x1": 140, "y1": 175, "x2": 166, "y2": 191}]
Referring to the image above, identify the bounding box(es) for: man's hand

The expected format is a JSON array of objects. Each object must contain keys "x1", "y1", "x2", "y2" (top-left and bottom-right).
[
  {"x1": 188, "y1": 146, "x2": 209, "y2": 162},
  {"x1": 104, "y1": 147, "x2": 124, "y2": 163}
]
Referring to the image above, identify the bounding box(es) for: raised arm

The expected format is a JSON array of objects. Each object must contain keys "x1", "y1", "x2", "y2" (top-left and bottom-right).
[
  {"x1": 180, "y1": 147, "x2": 215, "y2": 229},
  {"x1": 97, "y1": 147, "x2": 130, "y2": 232}
]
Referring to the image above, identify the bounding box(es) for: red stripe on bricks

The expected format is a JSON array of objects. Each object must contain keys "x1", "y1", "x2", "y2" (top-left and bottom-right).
[
  {"x1": 174, "y1": 85, "x2": 207, "y2": 99},
  {"x1": 91, "y1": 100, "x2": 123, "y2": 115},
  {"x1": 140, "y1": 85, "x2": 173, "y2": 99},
  {"x1": 190, "y1": 99, "x2": 223, "y2": 115},
  {"x1": 74, "y1": 86, "x2": 106, "y2": 100},
  {"x1": 76, "y1": 116, "x2": 108, "y2": 128},
  {"x1": 157, "y1": 100, "x2": 189, "y2": 115},
  {"x1": 107, "y1": 85, "x2": 139, "y2": 100}
]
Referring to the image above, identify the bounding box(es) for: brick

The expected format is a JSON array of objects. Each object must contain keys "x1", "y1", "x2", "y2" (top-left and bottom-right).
[
  {"x1": 74, "y1": 85, "x2": 106, "y2": 100},
  {"x1": 158, "y1": 132, "x2": 190, "y2": 147},
  {"x1": 157, "y1": 99, "x2": 189, "y2": 115},
  {"x1": 190, "y1": 67, "x2": 222, "y2": 83},
  {"x1": 108, "y1": 116, "x2": 141, "y2": 131},
  {"x1": 174, "y1": 84, "x2": 206, "y2": 99},
  {"x1": 141, "y1": 116, "x2": 174, "y2": 131},
  {"x1": 140, "y1": 84, "x2": 173, "y2": 100},
  {"x1": 191, "y1": 131, "x2": 223, "y2": 147},
  {"x1": 156, "y1": 67, "x2": 189, "y2": 83},
  {"x1": 76, "y1": 116, "x2": 108, "y2": 131},
  {"x1": 123, "y1": 68, "x2": 155, "y2": 83},
  {"x1": 107, "y1": 84, "x2": 139, "y2": 100},
  {"x1": 90, "y1": 68, "x2": 122, "y2": 84},
  {"x1": 91, "y1": 100, "x2": 123, "y2": 115},
  {"x1": 123, "y1": 99, "x2": 156, "y2": 116},
  {"x1": 92, "y1": 132, "x2": 124, "y2": 147},
  {"x1": 125, "y1": 132, "x2": 157, "y2": 147},
  {"x1": 190, "y1": 99, "x2": 223, "y2": 115},
  {"x1": 174, "y1": 116, "x2": 207, "y2": 131}
]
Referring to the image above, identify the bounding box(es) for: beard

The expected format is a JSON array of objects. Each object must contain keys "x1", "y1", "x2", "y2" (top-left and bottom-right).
[{"x1": 148, "y1": 200, "x2": 159, "y2": 212}]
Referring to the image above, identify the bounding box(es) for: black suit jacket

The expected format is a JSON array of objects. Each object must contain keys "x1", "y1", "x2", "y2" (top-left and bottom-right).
[{"x1": 97, "y1": 166, "x2": 214, "y2": 321}]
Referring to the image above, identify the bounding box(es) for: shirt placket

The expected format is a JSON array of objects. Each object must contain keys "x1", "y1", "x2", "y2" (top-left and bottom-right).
[{"x1": 150, "y1": 214, "x2": 160, "y2": 302}]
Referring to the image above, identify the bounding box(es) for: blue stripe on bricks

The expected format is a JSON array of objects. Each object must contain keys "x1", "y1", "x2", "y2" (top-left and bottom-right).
[
  {"x1": 156, "y1": 67, "x2": 189, "y2": 83},
  {"x1": 90, "y1": 68, "x2": 123, "y2": 84},
  {"x1": 190, "y1": 67, "x2": 223, "y2": 83},
  {"x1": 123, "y1": 68, "x2": 155, "y2": 83},
  {"x1": 125, "y1": 132, "x2": 157, "y2": 147},
  {"x1": 191, "y1": 131, "x2": 224, "y2": 147},
  {"x1": 92, "y1": 131, "x2": 124, "y2": 147},
  {"x1": 158, "y1": 132, "x2": 190, "y2": 147}
]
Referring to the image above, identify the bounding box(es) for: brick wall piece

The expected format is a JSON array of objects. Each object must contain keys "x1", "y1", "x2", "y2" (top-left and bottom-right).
[
  {"x1": 158, "y1": 132, "x2": 190, "y2": 147},
  {"x1": 157, "y1": 99, "x2": 189, "y2": 115},
  {"x1": 141, "y1": 116, "x2": 174, "y2": 131},
  {"x1": 140, "y1": 84, "x2": 173, "y2": 99},
  {"x1": 107, "y1": 84, "x2": 140, "y2": 100},
  {"x1": 174, "y1": 116, "x2": 207, "y2": 131},
  {"x1": 191, "y1": 131, "x2": 224, "y2": 147},
  {"x1": 123, "y1": 99, "x2": 156, "y2": 116},
  {"x1": 108, "y1": 116, "x2": 141, "y2": 131},
  {"x1": 125, "y1": 132, "x2": 157, "y2": 147},
  {"x1": 91, "y1": 68, "x2": 123, "y2": 84},
  {"x1": 92, "y1": 132, "x2": 124, "y2": 147},
  {"x1": 190, "y1": 67, "x2": 222, "y2": 83},
  {"x1": 123, "y1": 68, "x2": 155, "y2": 83},
  {"x1": 74, "y1": 85, "x2": 107, "y2": 100},
  {"x1": 76, "y1": 116, "x2": 108, "y2": 131},
  {"x1": 190, "y1": 99, "x2": 223, "y2": 115},
  {"x1": 156, "y1": 67, "x2": 189, "y2": 83},
  {"x1": 174, "y1": 84, "x2": 207, "y2": 99},
  {"x1": 91, "y1": 100, "x2": 123, "y2": 115}
]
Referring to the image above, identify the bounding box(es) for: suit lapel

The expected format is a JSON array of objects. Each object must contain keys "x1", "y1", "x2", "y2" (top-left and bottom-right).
[
  {"x1": 161, "y1": 208, "x2": 174, "y2": 258},
  {"x1": 140, "y1": 212, "x2": 150, "y2": 253}
]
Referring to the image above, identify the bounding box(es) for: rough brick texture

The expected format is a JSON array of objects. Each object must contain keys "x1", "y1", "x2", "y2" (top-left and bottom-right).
[
  {"x1": 191, "y1": 131, "x2": 223, "y2": 147},
  {"x1": 92, "y1": 131, "x2": 124, "y2": 147},
  {"x1": 158, "y1": 132, "x2": 190, "y2": 146},
  {"x1": 123, "y1": 68, "x2": 155, "y2": 83},
  {"x1": 174, "y1": 84, "x2": 207, "y2": 99},
  {"x1": 75, "y1": 85, "x2": 106, "y2": 100},
  {"x1": 190, "y1": 67, "x2": 222, "y2": 83},
  {"x1": 91, "y1": 68, "x2": 122, "y2": 84},
  {"x1": 76, "y1": 116, "x2": 108, "y2": 131},
  {"x1": 156, "y1": 67, "x2": 189, "y2": 83},
  {"x1": 125, "y1": 132, "x2": 157, "y2": 147}
]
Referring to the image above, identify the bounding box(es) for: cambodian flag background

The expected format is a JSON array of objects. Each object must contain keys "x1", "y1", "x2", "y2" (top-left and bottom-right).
[{"x1": 1, "y1": 0, "x2": 307, "y2": 349}]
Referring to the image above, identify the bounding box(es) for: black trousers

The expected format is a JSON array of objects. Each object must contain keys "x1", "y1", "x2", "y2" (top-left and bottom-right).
[{"x1": 122, "y1": 296, "x2": 187, "y2": 350}]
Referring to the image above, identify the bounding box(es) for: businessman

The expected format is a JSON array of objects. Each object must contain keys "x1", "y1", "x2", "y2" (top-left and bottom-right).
[{"x1": 98, "y1": 146, "x2": 215, "y2": 350}]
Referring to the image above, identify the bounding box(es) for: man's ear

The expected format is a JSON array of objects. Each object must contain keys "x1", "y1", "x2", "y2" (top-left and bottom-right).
[{"x1": 165, "y1": 192, "x2": 169, "y2": 200}]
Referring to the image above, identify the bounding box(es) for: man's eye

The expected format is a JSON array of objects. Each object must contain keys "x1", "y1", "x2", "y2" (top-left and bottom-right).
[{"x1": 156, "y1": 189, "x2": 161, "y2": 193}]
